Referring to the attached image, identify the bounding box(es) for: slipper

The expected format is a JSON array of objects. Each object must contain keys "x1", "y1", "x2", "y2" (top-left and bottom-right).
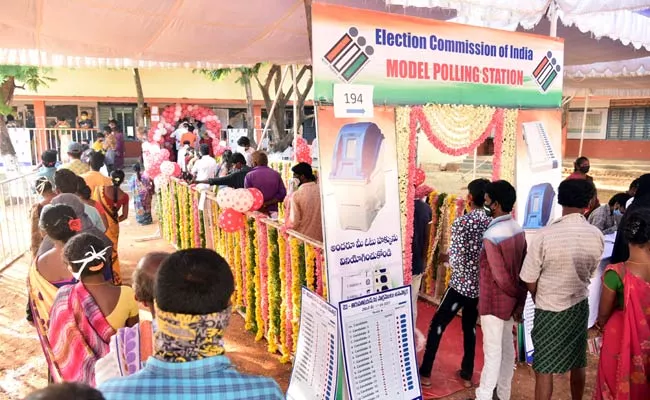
[{"x1": 457, "y1": 370, "x2": 473, "y2": 388}]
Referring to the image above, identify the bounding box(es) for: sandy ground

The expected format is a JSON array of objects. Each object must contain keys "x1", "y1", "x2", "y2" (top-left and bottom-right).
[
  {"x1": 0, "y1": 214, "x2": 291, "y2": 399},
  {"x1": 0, "y1": 204, "x2": 598, "y2": 400}
]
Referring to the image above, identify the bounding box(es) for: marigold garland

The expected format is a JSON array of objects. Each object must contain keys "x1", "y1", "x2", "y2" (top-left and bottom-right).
[
  {"x1": 255, "y1": 219, "x2": 269, "y2": 341},
  {"x1": 245, "y1": 217, "x2": 257, "y2": 333},
  {"x1": 290, "y1": 238, "x2": 306, "y2": 354},
  {"x1": 499, "y1": 109, "x2": 518, "y2": 183},
  {"x1": 396, "y1": 107, "x2": 415, "y2": 285},
  {"x1": 314, "y1": 247, "x2": 325, "y2": 298},
  {"x1": 192, "y1": 191, "x2": 202, "y2": 247},
  {"x1": 232, "y1": 230, "x2": 243, "y2": 308},
  {"x1": 424, "y1": 192, "x2": 439, "y2": 295},
  {"x1": 253, "y1": 219, "x2": 265, "y2": 341},
  {"x1": 411, "y1": 105, "x2": 502, "y2": 156},
  {"x1": 284, "y1": 231, "x2": 294, "y2": 357},
  {"x1": 267, "y1": 227, "x2": 281, "y2": 353},
  {"x1": 278, "y1": 232, "x2": 290, "y2": 362},
  {"x1": 305, "y1": 244, "x2": 316, "y2": 291}
]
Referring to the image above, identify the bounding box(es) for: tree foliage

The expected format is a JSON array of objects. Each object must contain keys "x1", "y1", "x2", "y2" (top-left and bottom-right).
[
  {"x1": 0, "y1": 66, "x2": 55, "y2": 156},
  {"x1": 196, "y1": 65, "x2": 262, "y2": 143},
  {"x1": 197, "y1": 64, "x2": 314, "y2": 151}
]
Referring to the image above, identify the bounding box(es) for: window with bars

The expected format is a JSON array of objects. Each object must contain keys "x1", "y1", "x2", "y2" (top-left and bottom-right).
[{"x1": 606, "y1": 107, "x2": 650, "y2": 140}]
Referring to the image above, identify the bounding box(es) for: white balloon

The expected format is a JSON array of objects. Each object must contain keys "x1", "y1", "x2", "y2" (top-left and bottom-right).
[
  {"x1": 231, "y1": 188, "x2": 254, "y2": 213},
  {"x1": 153, "y1": 133, "x2": 162, "y2": 142},
  {"x1": 154, "y1": 175, "x2": 170, "y2": 188},
  {"x1": 216, "y1": 187, "x2": 235, "y2": 209},
  {"x1": 157, "y1": 122, "x2": 164, "y2": 129},
  {"x1": 160, "y1": 161, "x2": 176, "y2": 177}
]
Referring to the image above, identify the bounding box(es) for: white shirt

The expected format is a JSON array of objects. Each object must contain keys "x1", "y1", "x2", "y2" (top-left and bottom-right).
[
  {"x1": 192, "y1": 155, "x2": 218, "y2": 181},
  {"x1": 242, "y1": 147, "x2": 255, "y2": 167},
  {"x1": 171, "y1": 127, "x2": 188, "y2": 150},
  {"x1": 177, "y1": 146, "x2": 189, "y2": 172}
]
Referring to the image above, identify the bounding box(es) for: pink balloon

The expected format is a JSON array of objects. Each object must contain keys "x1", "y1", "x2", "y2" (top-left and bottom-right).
[
  {"x1": 414, "y1": 167, "x2": 426, "y2": 187},
  {"x1": 173, "y1": 163, "x2": 181, "y2": 177},
  {"x1": 248, "y1": 188, "x2": 265, "y2": 211},
  {"x1": 160, "y1": 149, "x2": 170, "y2": 161},
  {"x1": 219, "y1": 208, "x2": 245, "y2": 233}
]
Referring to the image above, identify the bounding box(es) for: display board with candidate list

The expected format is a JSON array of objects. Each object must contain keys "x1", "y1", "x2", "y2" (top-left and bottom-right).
[
  {"x1": 339, "y1": 286, "x2": 422, "y2": 400},
  {"x1": 287, "y1": 287, "x2": 339, "y2": 400}
]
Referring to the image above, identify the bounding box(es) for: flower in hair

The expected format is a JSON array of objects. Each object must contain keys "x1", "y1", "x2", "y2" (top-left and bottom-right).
[{"x1": 68, "y1": 218, "x2": 82, "y2": 232}]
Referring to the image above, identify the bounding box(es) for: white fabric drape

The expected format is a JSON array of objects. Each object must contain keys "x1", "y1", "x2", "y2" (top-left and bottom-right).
[{"x1": 389, "y1": 0, "x2": 650, "y2": 49}]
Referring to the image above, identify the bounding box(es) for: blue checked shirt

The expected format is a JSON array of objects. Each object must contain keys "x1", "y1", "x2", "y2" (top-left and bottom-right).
[{"x1": 99, "y1": 356, "x2": 284, "y2": 400}]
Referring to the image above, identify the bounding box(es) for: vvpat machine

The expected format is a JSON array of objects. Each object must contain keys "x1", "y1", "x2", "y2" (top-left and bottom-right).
[
  {"x1": 329, "y1": 122, "x2": 385, "y2": 232},
  {"x1": 523, "y1": 182, "x2": 555, "y2": 230}
]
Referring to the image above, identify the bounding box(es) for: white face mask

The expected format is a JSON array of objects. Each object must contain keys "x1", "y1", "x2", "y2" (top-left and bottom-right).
[
  {"x1": 289, "y1": 178, "x2": 300, "y2": 193},
  {"x1": 69, "y1": 245, "x2": 111, "y2": 280}
]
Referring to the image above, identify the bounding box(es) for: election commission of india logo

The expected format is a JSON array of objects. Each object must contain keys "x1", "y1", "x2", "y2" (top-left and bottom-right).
[
  {"x1": 532, "y1": 51, "x2": 561, "y2": 93},
  {"x1": 324, "y1": 27, "x2": 374, "y2": 83}
]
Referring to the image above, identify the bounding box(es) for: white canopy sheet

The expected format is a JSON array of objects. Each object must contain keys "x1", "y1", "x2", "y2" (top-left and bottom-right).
[
  {"x1": 2, "y1": 0, "x2": 650, "y2": 96},
  {"x1": 388, "y1": 1, "x2": 650, "y2": 50}
]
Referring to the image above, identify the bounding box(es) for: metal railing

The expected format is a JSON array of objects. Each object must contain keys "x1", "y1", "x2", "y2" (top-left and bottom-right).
[
  {"x1": 0, "y1": 171, "x2": 39, "y2": 269},
  {"x1": 7, "y1": 128, "x2": 98, "y2": 165}
]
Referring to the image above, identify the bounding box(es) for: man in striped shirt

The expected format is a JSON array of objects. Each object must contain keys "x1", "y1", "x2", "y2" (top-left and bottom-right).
[{"x1": 474, "y1": 180, "x2": 527, "y2": 400}]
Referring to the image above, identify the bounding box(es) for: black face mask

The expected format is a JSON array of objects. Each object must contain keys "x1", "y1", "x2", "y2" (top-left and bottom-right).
[
  {"x1": 484, "y1": 203, "x2": 494, "y2": 217},
  {"x1": 579, "y1": 165, "x2": 590, "y2": 174}
]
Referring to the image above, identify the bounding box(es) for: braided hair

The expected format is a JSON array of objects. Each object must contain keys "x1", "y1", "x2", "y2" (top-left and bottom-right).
[{"x1": 110, "y1": 170, "x2": 125, "y2": 220}]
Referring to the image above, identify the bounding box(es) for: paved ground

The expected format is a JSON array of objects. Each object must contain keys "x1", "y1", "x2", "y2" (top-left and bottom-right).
[{"x1": 0, "y1": 204, "x2": 599, "y2": 400}]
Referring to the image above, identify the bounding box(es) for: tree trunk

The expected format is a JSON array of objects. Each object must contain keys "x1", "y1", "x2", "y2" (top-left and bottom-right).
[
  {"x1": 0, "y1": 117, "x2": 20, "y2": 176},
  {"x1": 0, "y1": 77, "x2": 17, "y2": 157},
  {"x1": 244, "y1": 81, "x2": 256, "y2": 145},
  {"x1": 133, "y1": 68, "x2": 145, "y2": 130}
]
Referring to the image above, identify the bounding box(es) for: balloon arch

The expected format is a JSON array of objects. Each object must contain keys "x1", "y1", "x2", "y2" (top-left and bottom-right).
[{"x1": 147, "y1": 103, "x2": 224, "y2": 155}]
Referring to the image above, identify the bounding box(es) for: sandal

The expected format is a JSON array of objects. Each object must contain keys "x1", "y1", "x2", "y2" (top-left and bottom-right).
[{"x1": 457, "y1": 370, "x2": 473, "y2": 388}]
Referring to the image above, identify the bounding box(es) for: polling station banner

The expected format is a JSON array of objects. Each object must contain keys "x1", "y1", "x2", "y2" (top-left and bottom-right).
[{"x1": 312, "y1": 2, "x2": 565, "y2": 108}]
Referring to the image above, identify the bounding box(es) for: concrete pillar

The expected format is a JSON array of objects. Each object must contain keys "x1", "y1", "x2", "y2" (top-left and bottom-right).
[{"x1": 33, "y1": 100, "x2": 49, "y2": 156}]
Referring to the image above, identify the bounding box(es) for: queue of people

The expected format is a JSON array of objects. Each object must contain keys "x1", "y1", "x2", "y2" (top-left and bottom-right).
[
  {"x1": 22, "y1": 135, "x2": 649, "y2": 400},
  {"x1": 413, "y1": 169, "x2": 650, "y2": 400}
]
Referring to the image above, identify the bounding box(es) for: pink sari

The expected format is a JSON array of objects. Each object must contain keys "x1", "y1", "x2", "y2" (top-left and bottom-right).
[
  {"x1": 594, "y1": 263, "x2": 650, "y2": 400},
  {"x1": 47, "y1": 283, "x2": 115, "y2": 386}
]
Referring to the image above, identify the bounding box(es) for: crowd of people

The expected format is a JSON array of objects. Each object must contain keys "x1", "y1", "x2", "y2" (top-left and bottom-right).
[
  {"x1": 412, "y1": 163, "x2": 650, "y2": 400},
  {"x1": 21, "y1": 134, "x2": 649, "y2": 400}
]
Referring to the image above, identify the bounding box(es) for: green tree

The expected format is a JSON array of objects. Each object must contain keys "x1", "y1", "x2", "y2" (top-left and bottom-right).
[
  {"x1": 0, "y1": 66, "x2": 54, "y2": 171},
  {"x1": 196, "y1": 64, "x2": 262, "y2": 144},
  {"x1": 253, "y1": 65, "x2": 313, "y2": 151}
]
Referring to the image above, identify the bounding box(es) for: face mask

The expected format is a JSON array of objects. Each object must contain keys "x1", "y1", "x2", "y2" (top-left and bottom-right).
[
  {"x1": 613, "y1": 209, "x2": 623, "y2": 217},
  {"x1": 290, "y1": 178, "x2": 300, "y2": 191},
  {"x1": 579, "y1": 166, "x2": 590, "y2": 174},
  {"x1": 483, "y1": 204, "x2": 494, "y2": 217}
]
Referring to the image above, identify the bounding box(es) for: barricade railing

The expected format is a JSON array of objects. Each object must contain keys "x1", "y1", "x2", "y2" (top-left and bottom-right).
[
  {"x1": 0, "y1": 171, "x2": 39, "y2": 269},
  {"x1": 158, "y1": 179, "x2": 326, "y2": 362},
  {"x1": 8, "y1": 128, "x2": 99, "y2": 165}
]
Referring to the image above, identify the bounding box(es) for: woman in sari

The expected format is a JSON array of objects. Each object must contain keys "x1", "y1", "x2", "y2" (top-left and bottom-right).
[
  {"x1": 27, "y1": 204, "x2": 81, "y2": 381},
  {"x1": 95, "y1": 170, "x2": 129, "y2": 284},
  {"x1": 594, "y1": 207, "x2": 650, "y2": 399},
  {"x1": 128, "y1": 163, "x2": 154, "y2": 225},
  {"x1": 30, "y1": 177, "x2": 57, "y2": 259},
  {"x1": 48, "y1": 233, "x2": 139, "y2": 386}
]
